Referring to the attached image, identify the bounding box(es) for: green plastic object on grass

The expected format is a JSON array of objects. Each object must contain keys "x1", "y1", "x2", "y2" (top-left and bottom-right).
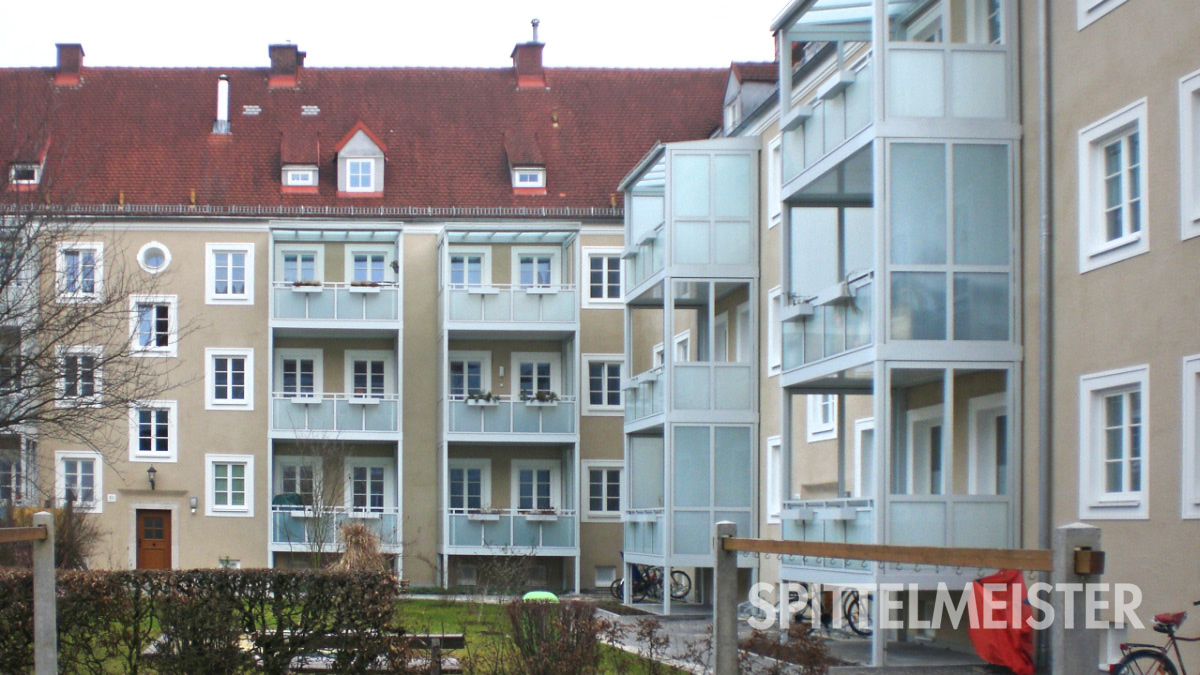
[{"x1": 522, "y1": 591, "x2": 559, "y2": 603}]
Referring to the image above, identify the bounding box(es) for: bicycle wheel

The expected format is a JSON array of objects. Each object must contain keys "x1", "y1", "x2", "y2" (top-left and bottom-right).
[
  {"x1": 645, "y1": 567, "x2": 663, "y2": 600},
  {"x1": 789, "y1": 583, "x2": 813, "y2": 623},
  {"x1": 842, "y1": 590, "x2": 873, "y2": 637},
  {"x1": 610, "y1": 577, "x2": 624, "y2": 602},
  {"x1": 1113, "y1": 649, "x2": 1177, "y2": 675},
  {"x1": 669, "y1": 570, "x2": 692, "y2": 600}
]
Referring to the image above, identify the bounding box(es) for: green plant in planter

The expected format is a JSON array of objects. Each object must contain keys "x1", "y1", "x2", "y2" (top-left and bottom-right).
[
  {"x1": 521, "y1": 391, "x2": 559, "y2": 403},
  {"x1": 466, "y1": 390, "x2": 499, "y2": 403},
  {"x1": 291, "y1": 279, "x2": 322, "y2": 287},
  {"x1": 349, "y1": 280, "x2": 381, "y2": 287}
]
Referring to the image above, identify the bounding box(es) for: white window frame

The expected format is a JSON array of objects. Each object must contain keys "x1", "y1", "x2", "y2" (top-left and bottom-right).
[
  {"x1": 128, "y1": 400, "x2": 178, "y2": 463},
  {"x1": 582, "y1": 460, "x2": 623, "y2": 522},
  {"x1": 512, "y1": 351, "x2": 562, "y2": 399},
  {"x1": 1180, "y1": 68, "x2": 1200, "y2": 240},
  {"x1": 282, "y1": 165, "x2": 318, "y2": 187},
  {"x1": 967, "y1": 393, "x2": 1008, "y2": 496},
  {"x1": 582, "y1": 247, "x2": 623, "y2": 308},
  {"x1": 343, "y1": 457, "x2": 394, "y2": 511},
  {"x1": 511, "y1": 459, "x2": 561, "y2": 512},
  {"x1": 735, "y1": 302, "x2": 752, "y2": 364},
  {"x1": 129, "y1": 294, "x2": 178, "y2": 357},
  {"x1": 206, "y1": 243, "x2": 255, "y2": 305},
  {"x1": 652, "y1": 343, "x2": 665, "y2": 368},
  {"x1": 346, "y1": 158, "x2": 375, "y2": 192},
  {"x1": 906, "y1": 404, "x2": 946, "y2": 496},
  {"x1": 136, "y1": 241, "x2": 172, "y2": 274},
  {"x1": 206, "y1": 454, "x2": 254, "y2": 517},
  {"x1": 446, "y1": 248, "x2": 491, "y2": 288},
  {"x1": 1077, "y1": 0, "x2": 1129, "y2": 30},
  {"x1": 512, "y1": 167, "x2": 546, "y2": 189},
  {"x1": 8, "y1": 163, "x2": 40, "y2": 185},
  {"x1": 1078, "y1": 99, "x2": 1149, "y2": 273},
  {"x1": 673, "y1": 331, "x2": 690, "y2": 363},
  {"x1": 1079, "y1": 365, "x2": 1149, "y2": 520},
  {"x1": 853, "y1": 418, "x2": 876, "y2": 499},
  {"x1": 344, "y1": 244, "x2": 395, "y2": 283},
  {"x1": 344, "y1": 350, "x2": 395, "y2": 398},
  {"x1": 55, "y1": 450, "x2": 102, "y2": 513},
  {"x1": 806, "y1": 394, "x2": 837, "y2": 442},
  {"x1": 714, "y1": 312, "x2": 730, "y2": 363},
  {"x1": 768, "y1": 137, "x2": 782, "y2": 226},
  {"x1": 1182, "y1": 355, "x2": 1200, "y2": 518},
  {"x1": 0, "y1": 441, "x2": 31, "y2": 507},
  {"x1": 448, "y1": 350, "x2": 492, "y2": 398},
  {"x1": 56, "y1": 242, "x2": 103, "y2": 302},
  {"x1": 205, "y1": 348, "x2": 254, "y2": 411},
  {"x1": 56, "y1": 345, "x2": 102, "y2": 407},
  {"x1": 765, "y1": 436, "x2": 782, "y2": 525},
  {"x1": 448, "y1": 459, "x2": 491, "y2": 511},
  {"x1": 275, "y1": 458, "x2": 321, "y2": 506},
  {"x1": 274, "y1": 348, "x2": 324, "y2": 398},
  {"x1": 275, "y1": 243, "x2": 324, "y2": 284},
  {"x1": 583, "y1": 354, "x2": 623, "y2": 416},
  {"x1": 511, "y1": 247, "x2": 561, "y2": 288},
  {"x1": 767, "y1": 287, "x2": 783, "y2": 376}
]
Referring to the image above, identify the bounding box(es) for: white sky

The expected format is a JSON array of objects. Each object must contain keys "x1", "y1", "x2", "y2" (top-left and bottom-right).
[{"x1": 0, "y1": 0, "x2": 783, "y2": 69}]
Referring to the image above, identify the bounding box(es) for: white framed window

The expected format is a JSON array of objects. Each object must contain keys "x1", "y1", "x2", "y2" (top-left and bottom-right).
[
  {"x1": 346, "y1": 159, "x2": 375, "y2": 192},
  {"x1": 345, "y1": 458, "x2": 393, "y2": 512},
  {"x1": 583, "y1": 355, "x2": 622, "y2": 415},
  {"x1": 449, "y1": 351, "x2": 492, "y2": 397},
  {"x1": 206, "y1": 454, "x2": 253, "y2": 517},
  {"x1": 512, "y1": 248, "x2": 560, "y2": 288},
  {"x1": 448, "y1": 459, "x2": 491, "y2": 511},
  {"x1": 512, "y1": 167, "x2": 546, "y2": 189},
  {"x1": 276, "y1": 349, "x2": 323, "y2": 398},
  {"x1": 673, "y1": 331, "x2": 690, "y2": 363},
  {"x1": 968, "y1": 393, "x2": 1009, "y2": 496},
  {"x1": 130, "y1": 295, "x2": 177, "y2": 357},
  {"x1": 512, "y1": 352, "x2": 561, "y2": 399},
  {"x1": 765, "y1": 436, "x2": 782, "y2": 525},
  {"x1": 0, "y1": 442, "x2": 31, "y2": 506},
  {"x1": 276, "y1": 459, "x2": 318, "y2": 506},
  {"x1": 512, "y1": 460, "x2": 560, "y2": 511},
  {"x1": 1078, "y1": 99, "x2": 1149, "y2": 272},
  {"x1": 906, "y1": 404, "x2": 945, "y2": 496},
  {"x1": 853, "y1": 418, "x2": 876, "y2": 499},
  {"x1": 345, "y1": 245, "x2": 395, "y2": 283},
  {"x1": 129, "y1": 400, "x2": 177, "y2": 463},
  {"x1": 583, "y1": 247, "x2": 622, "y2": 307},
  {"x1": 275, "y1": 244, "x2": 323, "y2": 284},
  {"x1": 767, "y1": 287, "x2": 783, "y2": 376},
  {"x1": 57, "y1": 346, "x2": 101, "y2": 406},
  {"x1": 7, "y1": 163, "x2": 40, "y2": 185},
  {"x1": 206, "y1": 243, "x2": 255, "y2": 305},
  {"x1": 1077, "y1": 0, "x2": 1129, "y2": 30},
  {"x1": 206, "y1": 348, "x2": 254, "y2": 411},
  {"x1": 1180, "y1": 68, "x2": 1200, "y2": 240},
  {"x1": 344, "y1": 350, "x2": 394, "y2": 398},
  {"x1": 137, "y1": 241, "x2": 172, "y2": 274},
  {"x1": 583, "y1": 460, "x2": 622, "y2": 521},
  {"x1": 735, "y1": 302, "x2": 752, "y2": 364},
  {"x1": 56, "y1": 450, "x2": 101, "y2": 513},
  {"x1": 652, "y1": 343, "x2": 665, "y2": 368},
  {"x1": 768, "y1": 137, "x2": 782, "y2": 226},
  {"x1": 714, "y1": 312, "x2": 730, "y2": 362},
  {"x1": 56, "y1": 242, "x2": 103, "y2": 302},
  {"x1": 1181, "y1": 355, "x2": 1200, "y2": 518},
  {"x1": 447, "y1": 248, "x2": 490, "y2": 288},
  {"x1": 1079, "y1": 365, "x2": 1149, "y2": 520},
  {"x1": 807, "y1": 394, "x2": 837, "y2": 442},
  {"x1": 282, "y1": 166, "x2": 317, "y2": 187}
]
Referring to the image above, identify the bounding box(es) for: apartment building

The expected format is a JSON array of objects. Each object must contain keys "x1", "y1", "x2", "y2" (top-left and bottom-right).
[{"x1": 0, "y1": 38, "x2": 726, "y2": 590}]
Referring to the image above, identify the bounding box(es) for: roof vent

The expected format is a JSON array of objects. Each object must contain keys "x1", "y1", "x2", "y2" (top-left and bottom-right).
[
  {"x1": 243, "y1": 105, "x2": 262, "y2": 116},
  {"x1": 301, "y1": 105, "x2": 320, "y2": 116},
  {"x1": 213, "y1": 75, "x2": 231, "y2": 134},
  {"x1": 54, "y1": 43, "x2": 84, "y2": 86},
  {"x1": 511, "y1": 19, "x2": 546, "y2": 90}
]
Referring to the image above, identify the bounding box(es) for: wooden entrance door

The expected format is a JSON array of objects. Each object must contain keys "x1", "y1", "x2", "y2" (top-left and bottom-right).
[{"x1": 136, "y1": 509, "x2": 171, "y2": 569}]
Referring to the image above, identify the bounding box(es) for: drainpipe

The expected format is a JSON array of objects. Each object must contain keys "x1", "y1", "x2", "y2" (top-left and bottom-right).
[{"x1": 1036, "y1": 0, "x2": 1054, "y2": 666}]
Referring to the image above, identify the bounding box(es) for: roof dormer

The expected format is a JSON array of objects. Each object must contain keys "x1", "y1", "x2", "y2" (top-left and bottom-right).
[
  {"x1": 334, "y1": 122, "x2": 386, "y2": 198},
  {"x1": 6, "y1": 136, "x2": 50, "y2": 192},
  {"x1": 281, "y1": 132, "x2": 320, "y2": 194},
  {"x1": 503, "y1": 131, "x2": 546, "y2": 195}
]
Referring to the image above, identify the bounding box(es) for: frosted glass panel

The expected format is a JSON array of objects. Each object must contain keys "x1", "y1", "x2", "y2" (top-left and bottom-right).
[
  {"x1": 844, "y1": 208, "x2": 874, "y2": 277},
  {"x1": 714, "y1": 222, "x2": 752, "y2": 265},
  {"x1": 674, "y1": 426, "x2": 711, "y2": 507},
  {"x1": 889, "y1": 501, "x2": 946, "y2": 546},
  {"x1": 674, "y1": 366, "x2": 710, "y2": 409},
  {"x1": 790, "y1": 207, "x2": 839, "y2": 296},
  {"x1": 805, "y1": 103, "x2": 825, "y2": 166},
  {"x1": 954, "y1": 273, "x2": 1009, "y2": 341},
  {"x1": 674, "y1": 512, "x2": 711, "y2": 555},
  {"x1": 714, "y1": 427, "x2": 752, "y2": 507},
  {"x1": 845, "y1": 63, "x2": 873, "y2": 133},
  {"x1": 846, "y1": 282, "x2": 872, "y2": 350},
  {"x1": 891, "y1": 272, "x2": 946, "y2": 340},
  {"x1": 673, "y1": 155, "x2": 710, "y2": 218},
  {"x1": 714, "y1": 366, "x2": 751, "y2": 410},
  {"x1": 631, "y1": 195, "x2": 664, "y2": 242},
  {"x1": 953, "y1": 145, "x2": 1010, "y2": 265},
  {"x1": 783, "y1": 126, "x2": 805, "y2": 182},
  {"x1": 630, "y1": 436, "x2": 664, "y2": 509},
  {"x1": 890, "y1": 144, "x2": 947, "y2": 264},
  {"x1": 887, "y1": 50, "x2": 944, "y2": 117},
  {"x1": 952, "y1": 502, "x2": 1009, "y2": 548},
  {"x1": 803, "y1": 310, "x2": 824, "y2": 362},
  {"x1": 674, "y1": 222, "x2": 709, "y2": 265},
  {"x1": 824, "y1": 96, "x2": 846, "y2": 149},
  {"x1": 714, "y1": 155, "x2": 752, "y2": 218},
  {"x1": 951, "y1": 51, "x2": 1006, "y2": 119}
]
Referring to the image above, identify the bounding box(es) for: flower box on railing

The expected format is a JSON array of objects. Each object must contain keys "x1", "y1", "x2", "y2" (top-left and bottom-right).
[
  {"x1": 348, "y1": 396, "x2": 381, "y2": 406},
  {"x1": 781, "y1": 506, "x2": 816, "y2": 521},
  {"x1": 290, "y1": 281, "x2": 324, "y2": 293},
  {"x1": 465, "y1": 392, "x2": 501, "y2": 407},
  {"x1": 815, "y1": 506, "x2": 858, "y2": 521},
  {"x1": 348, "y1": 282, "x2": 382, "y2": 294},
  {"x1": 523, "y1": 511, "x2": 559, "y2": 522},
  {"x1": 465, "y1": 285, "x2": 500, "y2": 295},
  {"x1": 466, "y1": 511, "x2": 501, "y2": 522},
  {"x1": 290, "y1": 395, "x2": 322, "y2": 405},
  {"x1": 523, "y1": 286, "x2": 559, "y2": 295}
]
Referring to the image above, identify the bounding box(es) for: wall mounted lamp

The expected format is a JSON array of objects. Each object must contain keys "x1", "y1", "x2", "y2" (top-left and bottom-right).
[
  {"x1": 146, "y1": 465, "x2": 157, "y2": 491},
  {"x1": 189, "y1": 496, "x2": 198, "y2": 514}
]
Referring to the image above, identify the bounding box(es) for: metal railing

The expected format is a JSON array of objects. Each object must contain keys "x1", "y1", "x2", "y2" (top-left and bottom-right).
[
  {"x1": 446, "y1": 508, "x2": 577, "y2": 550},
  {"x1": 269, "y1": 505, "x2": 401, "y2": 549}
]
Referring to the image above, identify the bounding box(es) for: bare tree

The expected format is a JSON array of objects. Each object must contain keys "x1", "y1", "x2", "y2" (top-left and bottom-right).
[{"x1": 271, "y1": 435, "x2": 355, "y2": 569}]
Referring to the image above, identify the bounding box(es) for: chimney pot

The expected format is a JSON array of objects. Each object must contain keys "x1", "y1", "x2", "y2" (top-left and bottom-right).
[{"x1": 54, "y1": 43, "x2": 84, "y2": 86}]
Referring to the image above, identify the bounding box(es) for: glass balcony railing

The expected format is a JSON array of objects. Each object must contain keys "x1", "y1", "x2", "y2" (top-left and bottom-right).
[
  {"x1": 271, "y1": 394, "x2": 399, "y2": 433},
  {"x1": 782, "y1": 275, "x2": 873, "y2": 371},
  {"x1": 446, "y1": 509, "x2": 577, "y2": 551},
  {"x1": 671, "y1": 364, "x2": 753, "y2": 412},
  {"x1": 445, "y1": 284, "x2": 576, "y2": 324},
  {"x1": 270, "y1": 505, "x2": 400, "y2": 550},
  {"x1": 888, "y1": 495, "x2": 1010, "y2": 549},
  {"x1": 783, "y1": 61, "x2": 874, "y2": 184},
  {"x1": 624, "y1": 368, "x2": 664, "y2": 422},
  {"x1": 272, "y1": 282, "x2": 399, "y2": 322},
  {"x1": 625, "y1": 225, "x2": 665, "y2": 291},
  {"x1": 779, "y1": 498, "x2": 874, "y2": 573},
  {"x1": 446, "y1": 395, "x2": 576, "y2": 435},
  {"x1": 623, "y1": 508, "x2": 664, "y2": 556}
]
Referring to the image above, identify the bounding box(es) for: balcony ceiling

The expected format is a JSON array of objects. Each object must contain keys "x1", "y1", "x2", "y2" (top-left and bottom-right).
[
  {"x1": 446, "y1": 230, "x2": 575, "y2": 244},
  {"x1": 774, "y1": 0, "x2": 920, "y2": 40},
  {"x1": 272, "y1": 229, "x2": 399, "y2": 242}
]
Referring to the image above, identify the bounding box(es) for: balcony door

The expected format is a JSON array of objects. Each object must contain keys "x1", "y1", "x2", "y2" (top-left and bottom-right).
[
  {"x1": 512, "y1": 352, "x2": 561, "y2": 400},
  {"x1": 276, "y1": 349, "x2": 323, "y2": 398},
  {"x1": 512, "y1": 248, "x2": 560, "y2": 288},
  {"x1": 907, "y1": 405, "x2": 945, "y2": 495},
  {"x1": 449, "y1": 351, "x2": 492, "y2": 398},
  {"x1": 512, "y1": 460, "x2": 561, "y2": 512},
  {"x1": 345, "y1": 459, "x2": 394, "y2": 513},
  {"x1": 344, "y1": 350, "x2": 394, "y2": 399},
  {"x1": 448, "y1": 460, "x2": 491, "y2": 511}
]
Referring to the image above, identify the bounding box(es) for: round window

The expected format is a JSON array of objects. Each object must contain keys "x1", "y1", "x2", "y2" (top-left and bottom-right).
[{"x1": 138, "y1": 242, "x2": 171, "y2": 274}]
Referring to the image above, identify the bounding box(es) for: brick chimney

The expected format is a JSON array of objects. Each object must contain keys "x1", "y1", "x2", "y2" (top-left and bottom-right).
[
  {"x1": 511, "y1": 19, "x2": 546, "y2": 90},
  {"x1": 54, "y1": 43, "x2": 84, "y2": 86},
  {"x1": 268, "y1": 43, "x2": 306, "y2": 88}
]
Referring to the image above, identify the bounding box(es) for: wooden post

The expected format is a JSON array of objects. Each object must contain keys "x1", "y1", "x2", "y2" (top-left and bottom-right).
[
  {"x1": 32, "y1": 511, "x2": 57, "y2": 675},
  {"x1": 1051, "y1": 522, "x2": 1101, "y2": 675},
  {"x1": 713, "y1": 521, "x2": 738, "y2": 675}
]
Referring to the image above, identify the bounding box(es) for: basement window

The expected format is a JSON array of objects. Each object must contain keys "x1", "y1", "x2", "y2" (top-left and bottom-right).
[{"x1": 512, "y1": 168, "x2": 546, "y2": 189}]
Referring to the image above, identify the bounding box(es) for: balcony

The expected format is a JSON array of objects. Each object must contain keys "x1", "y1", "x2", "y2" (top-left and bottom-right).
[
  {"x1": 782, "y1": 61, "x2": 874, "y2": 185},
  {"x1": 272, "y1": 282, "x2": 399, "y2": 323},
  {"x1": 445, "y1": 509, "x2": 577, "y2": 554},
  {"x1": 271, "y1": 393, "x2": 399, "y2": 436},
  {"x1": 270, "y1": 505, "x2": 401, "y2": 552},
  {"x1": 624, "y1": 368, "x2": 664, "y2": 423},
  {"x1": 444, "y1": 284, "x2": 576, "y2": 326},
  {"x1": 623, "y1": 508, "x2": 664, "y2": 557},
  {"x1": 782, "y1": 273, "x2": 874, "y2": 372},
  {"x1": 445, "y1": 395, "x2": 576, "y2": 439},
  {"x1": 780, "y1": 498, "x2": 875, "y2": 574},
  {"x1": 672, "y1": 363, "x2": 753, "y2": 412}
]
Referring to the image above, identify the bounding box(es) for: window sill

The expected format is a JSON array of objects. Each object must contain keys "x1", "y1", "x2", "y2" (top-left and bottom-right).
[
  {"x1": 207, "y1": 509, "x2": 253, "y2": 518},
  {"x1": 130, "y1": 455, "x2": 177, "y2": 464},
  {"x1": 132, "y1": 349, "x2": 177, "y2": 358},
  {"x1": 206, "y1": 296, "x2": 253, "y2": 306}
]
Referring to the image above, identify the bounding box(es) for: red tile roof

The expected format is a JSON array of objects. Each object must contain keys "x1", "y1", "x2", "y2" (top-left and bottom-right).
[
  {"x1": 0, "y1": 64, "x2": 725, "y2": 214},
  {"x1": 731, "y1": 61, "x2": 779, "y2": 84}
]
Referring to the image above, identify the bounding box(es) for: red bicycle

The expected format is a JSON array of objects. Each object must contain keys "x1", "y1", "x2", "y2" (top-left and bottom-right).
[{"x1": 1111, "y1": 600, "x2": 1200, "y2": 674}]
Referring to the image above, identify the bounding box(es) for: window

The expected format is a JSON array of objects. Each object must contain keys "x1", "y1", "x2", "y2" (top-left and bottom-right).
[
  {"x1": 1078, "y1": 100, "x2": 1148, "y2": 272},
  {"x1": 130, "y1": 295, "x2": 177, "y2": 357},
  {"x1": 765, "y1": 437, "x2": 782, "y2": 524},
  {"x1": 1080, "y1": 365, "x2": 1149, "y2": 519},
  {"x1": 513, "y1": 352, "x2": 560, "y2": 399},
  {"x1": 282, "y1": 252, "x2": 317, "y2": 283},
  {"x1": 57, "y1": 242, "x2": 102, "y2": 301},
  {"x1": 449, "y1": 252, "x2": 485, "y2": 287},
  {"x1": 767, "y1": 287, "x2": 783, "y2": 375},
  {"x1": 449, "y1": 351, "x2": 490, "y2": 397},
  {"x1": 277, "y1": 460, "x2": 317, "y2": 505},
  {"x1": 207, "y1": 454, "x2": 253, "y2": 516},
  {"x1": 583, "y1": 248, "x2": 622, "y2": 306},
  {"x1": 1181, "y1": 69, "x2": 1200, "y2": 239},
  {"x1": 58, "y1": 346, "x2": 100, "y2": 405},
  {"x1": 512, "y1": 167, "x2": 546, "y2": 189},
  {"x1": 0, "y1": 443, "x2": 29, "y2": 506},
  {"x1": 1077, "y1": 0, "x2": 1130, "y2": 30},
  {"x1": 7, "y1": 164, "x2": 39, "y2": 185},
  {"x1": 584, "y1": 461, "x2": 622, "y2": 520},
  {"x1": 347, "y1": 461, "x2": 390, "y2": 512},
  {"x1": 906, "y1": 405, "x2": 945, "y2": 495},
  {"x1": 56, "y1": 451, "x2": 101, "y2": 513},
  {"x1": 513, "y1": 461, "x2": 559, "y2": 511},
  {"x1": 347, "y1": 159, "x2": 374, "y2": 192},
  {"x1": 807, "y1": 394, "x2": 837, "y2": 442},
  {"x1": 206, "y1": 243, "x2": 254, "y2": 305},
  {"x1": 282, "y1": 166, "x2": 317, "y2": 187},
  {"x1": 1182, "y1": 355, "x2": 1200, "y2": 518},
  {"x1": 512, "y1": 248, "x2": 560, "y2": 288},
  {"x1": 137, "y1": 242, "x2": 171, "y2": 274},
  {"x1": 584, "y1": 356, "x2": 622, "y2": 414},
  {"x1": 129, "y1": 401, "x2": 177, "y2": 462},
  {"x1": 206, "y1": 348, "x2": 253, "y2": 410},
  {"x1": 448, "y1": 460, "x2": 490, "y2": 511},
  {"x1": 768, "y1": 138, "x2": 782, "y2": 226},
  {"x1": 345, "y1": 350, "x2": 392, "y2": 398},
  {"x1": 276, "y1": 349, "x2": 322, "y2": 398}
]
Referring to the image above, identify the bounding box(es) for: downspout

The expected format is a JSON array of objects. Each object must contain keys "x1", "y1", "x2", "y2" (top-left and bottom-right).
[{"x1": 1035, "y1": 0, "x2": 1054, "y2": 665}]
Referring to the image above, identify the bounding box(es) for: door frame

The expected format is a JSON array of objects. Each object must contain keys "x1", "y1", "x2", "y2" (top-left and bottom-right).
[{"x1": 128, "y1": 502, "x2": 179, "y2": 569}]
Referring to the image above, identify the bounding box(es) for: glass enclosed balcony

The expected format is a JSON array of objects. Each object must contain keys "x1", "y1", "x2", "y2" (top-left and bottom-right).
[
  {"x1": 271, "y1": 394, "x2": 399, "y2": 434},
  {"x1": 623, "y1": 509, "x2": 664, "y2": 556},
  {"x1": 270, "y1": 505, "x2": 401, "y2": 551},
  {"x1": 624, "y1": 368, "x2": 664, "y2": 423},
  {"x1": 445, "y1": 509, "x2": 577, "y2": 553}
]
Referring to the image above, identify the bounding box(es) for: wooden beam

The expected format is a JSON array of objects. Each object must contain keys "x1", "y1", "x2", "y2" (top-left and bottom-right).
[
  {"x1": 723, "y1": 537, "x2": 1055, "y2": 572},
  {"x1": 0, "y1": 526, "x2": 48, "y2": 544}
]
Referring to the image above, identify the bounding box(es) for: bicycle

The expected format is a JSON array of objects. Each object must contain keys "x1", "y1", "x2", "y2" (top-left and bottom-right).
[
  {"x1": 1112, "y1": 600, "x2": 1200, "y2": 674},
  {"x1": 787, "y1": 583, "x2": 872, "y2": 637},
  {"x1": 610, "y1": 564, "x2": 692, "y2": 602}
]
